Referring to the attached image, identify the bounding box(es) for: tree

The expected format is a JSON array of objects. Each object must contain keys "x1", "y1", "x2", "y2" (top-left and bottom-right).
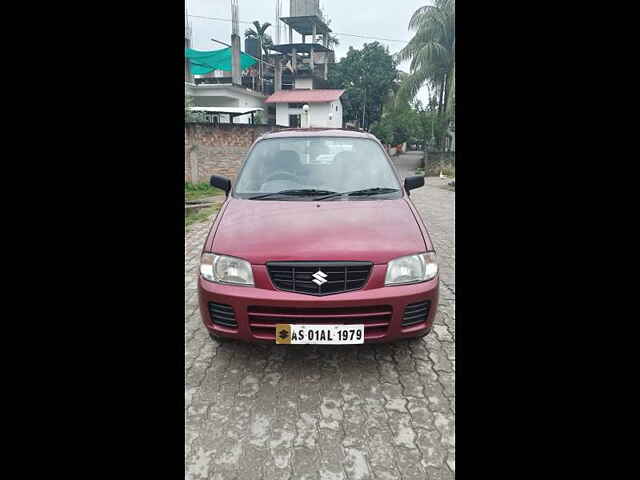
[
  {"x1": 370, "y1": 90, "x2": 422, "y2": 150},
  {"x1": 328, "y1": 42, "x2": 398, "y2": 129},
  {"x1": 245, "y1": 21, "x2": 273, "y2": 92},
  {"x1": 244, "y1": 21, "x2": 273, "y2": 57},
  {"x1": 370, "y1": 118, "x2": 393, "y2": 145},
  {"x1": 395, "y1": 1, "x2": 455, "y2": 118}
]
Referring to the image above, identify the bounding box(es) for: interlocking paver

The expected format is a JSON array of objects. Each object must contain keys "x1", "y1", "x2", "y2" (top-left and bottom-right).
[{"x1": 185, "y1": 152, "x2": 455, "y2": 479}]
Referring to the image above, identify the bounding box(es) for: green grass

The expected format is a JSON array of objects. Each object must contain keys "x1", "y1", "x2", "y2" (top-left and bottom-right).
[
  {"x1": 185, "y1": 182, "x2": 225, "y2": 202},
  {"x1": 441, "y1": 166, "x2": 455, "y2": 178},
  {"x1": 185, "y1": 204, "x2": 220, "y2": 228}
]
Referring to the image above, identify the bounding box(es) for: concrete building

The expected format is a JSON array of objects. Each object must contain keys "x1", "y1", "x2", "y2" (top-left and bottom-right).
[
  {"x1": 184, "y1": 0, "x2": 270, "y2": 125},
  {"x1": 185, "y1": 0, "x2": 339, "y2": 128},
  {"x1": 265, "y1": 89, "x2": 344, "y2": 128},
  {"x1": 263, "y1": 0, "x2": 341, "y2": 128},
  {"x1": 185, "y1": 82, "x2": 267, "y2": 124}
]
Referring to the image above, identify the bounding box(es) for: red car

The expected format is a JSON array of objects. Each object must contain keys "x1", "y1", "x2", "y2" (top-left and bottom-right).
[{"x1": 198, "y1": 129, "x2": 438, "y2": 344}]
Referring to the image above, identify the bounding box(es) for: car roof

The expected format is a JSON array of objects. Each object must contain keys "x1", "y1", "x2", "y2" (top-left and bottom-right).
[{"x1": 260, "y1": 128, "x2": 378, "y2": 141}]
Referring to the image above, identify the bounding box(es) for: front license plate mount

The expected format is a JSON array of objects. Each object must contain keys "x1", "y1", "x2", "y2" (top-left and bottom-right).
[{"x1": 275, "y1": 324, "x2": 364, "y2": 345}]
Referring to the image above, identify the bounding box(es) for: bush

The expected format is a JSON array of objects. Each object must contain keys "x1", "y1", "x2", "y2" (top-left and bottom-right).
[
  {"x1": 254, "y1": 111, "x2": 266, "y2": 125},
  {"x1": 370, "y1": 120, "x2": 393, "y2": 145}
]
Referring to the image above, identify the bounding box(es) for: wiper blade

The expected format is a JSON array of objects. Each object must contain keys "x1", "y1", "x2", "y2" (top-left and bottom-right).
[
  {"x1": 248, "y1": 189, "x2": 337, "y2": 200},
  {"x1": 313, "y1": 187, "x2": 400, "y2": 201}
]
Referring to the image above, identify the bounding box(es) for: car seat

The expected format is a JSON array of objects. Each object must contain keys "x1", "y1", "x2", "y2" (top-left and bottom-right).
[{"x1": 264, "y1": 150, "x2": 302, "y2": 175}]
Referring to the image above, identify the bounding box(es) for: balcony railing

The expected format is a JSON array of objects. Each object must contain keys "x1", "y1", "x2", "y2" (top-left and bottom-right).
[{"x1": 193, "y1": 76, "x2": 275, "y2": 95}]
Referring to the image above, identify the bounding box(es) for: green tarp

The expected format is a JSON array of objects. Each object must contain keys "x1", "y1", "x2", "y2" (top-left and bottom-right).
[{"x1": 185, "y1": 47, "x2": 257, "y2": 75}]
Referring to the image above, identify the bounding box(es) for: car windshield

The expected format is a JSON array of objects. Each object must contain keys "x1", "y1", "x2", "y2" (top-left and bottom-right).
[{"x1": 233, "y1": 137, "x2": 402, "y2": 200}]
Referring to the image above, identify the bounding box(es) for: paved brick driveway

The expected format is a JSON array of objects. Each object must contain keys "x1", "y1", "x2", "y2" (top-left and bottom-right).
[{"x1": 185, "y1": 153, "x2": 455, "y2": 479}]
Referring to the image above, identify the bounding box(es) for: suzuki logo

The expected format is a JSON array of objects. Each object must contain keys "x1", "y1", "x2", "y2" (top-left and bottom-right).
[{"x1": 312, "y1": 270, "x2": 328, "y2": 286}]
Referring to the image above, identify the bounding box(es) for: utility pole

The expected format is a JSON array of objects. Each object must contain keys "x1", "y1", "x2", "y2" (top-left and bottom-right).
[
  {"x1": 231, "y1": 0, "x2": 241, "y2": 86},
  {"x1": 362, "y1": 87, "x2": 367, "y2": 130},
  {"x1": 260, "y1": 36, "x2": 264, "y2": 92}
]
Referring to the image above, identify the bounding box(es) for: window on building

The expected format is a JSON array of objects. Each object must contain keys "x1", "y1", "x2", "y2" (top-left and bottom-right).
[{"x1": 288, "y1": 103, "x2": 305, "y2": 109}]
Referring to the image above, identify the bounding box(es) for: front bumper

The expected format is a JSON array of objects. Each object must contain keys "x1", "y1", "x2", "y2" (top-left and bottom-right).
[{"x1": 198, "y1": 264, "x2": 439, "y2": 343}]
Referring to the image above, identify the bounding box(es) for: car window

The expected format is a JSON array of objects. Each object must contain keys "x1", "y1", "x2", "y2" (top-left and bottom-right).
[{"x1": 234, "y1": 137, "x2": 401, "y2": 199}]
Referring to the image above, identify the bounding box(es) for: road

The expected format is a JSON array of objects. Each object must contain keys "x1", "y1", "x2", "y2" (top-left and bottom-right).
[{"x1": 185, "y1": 151, "x2": 455, "y2": 479}]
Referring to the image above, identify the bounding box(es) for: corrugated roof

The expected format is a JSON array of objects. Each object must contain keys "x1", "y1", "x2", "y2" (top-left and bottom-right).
[{"x1": 264, "y1": 89, "x2": 345, "y2": 104}]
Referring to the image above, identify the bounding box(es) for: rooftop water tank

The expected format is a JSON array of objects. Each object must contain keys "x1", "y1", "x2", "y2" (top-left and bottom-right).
[{"x1": 290, "y1": 0, "x2": 320, "y2": 17}]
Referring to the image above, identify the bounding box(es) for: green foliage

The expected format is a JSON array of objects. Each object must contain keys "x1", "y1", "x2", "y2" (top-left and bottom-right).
[
  {"x1": 395, "y1": 1, "x2": 455, "y2": 117},
  {"x1": 371, "y1": 90, "x2": 421, "y2": 146},
  {"x1": 328, "y1": 42, "x2": 398, "y2": 129},
  {"x1": 371, "y1": 91, "x2": 452, "y2": 152},
  {"x1": 185, "y1": 205, "x2": 219, "y2": 228},
  {"x1": 412, "y1": 100, "x2": 452, "y2": 151},
  {"x1": 185, "y1": 182, "x2": 224, "y2": 201},
  {"x1": 244, "y1": 21, "x2": 273, "y2": 57},
  {"x1": 254, "y1": 111, "x2": 266, "y2": 125},
  {"x1": 370, "y1": 119, "x2": 393, "y2": 145}
]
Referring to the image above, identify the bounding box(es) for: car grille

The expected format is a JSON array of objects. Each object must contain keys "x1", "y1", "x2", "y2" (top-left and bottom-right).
[
  {"x1": 207, "y1": 302, "x2": 237, "y2": 328},
  {"x1": 248, "y1": 305, "x2": 392, "y2": 341},
  {"x1": 402, "y1": 301, "x2": 431, "y2": 327},
  {"x1": 266, "y1": 262, "x2": 373, "y2": 296}
]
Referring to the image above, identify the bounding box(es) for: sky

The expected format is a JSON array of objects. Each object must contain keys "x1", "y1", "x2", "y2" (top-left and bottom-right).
[{"x1": 186, "y1": 0, "x2": 431, "y2": 103}]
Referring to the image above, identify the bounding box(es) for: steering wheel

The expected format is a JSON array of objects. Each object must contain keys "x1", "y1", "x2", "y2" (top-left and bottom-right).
[{"x1": 264, "y1": 170, "x2": 300, "y2": 183}]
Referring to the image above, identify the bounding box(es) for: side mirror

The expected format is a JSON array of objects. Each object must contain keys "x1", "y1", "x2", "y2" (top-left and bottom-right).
[
  {"x1": 211, "y1": 175, "x2": 231, "y2": 197},
  {"x1": 404, "y1": 175, "x2": 424, "y2": 194}
]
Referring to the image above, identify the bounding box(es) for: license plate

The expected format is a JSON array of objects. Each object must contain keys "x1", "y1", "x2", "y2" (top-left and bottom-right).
[{"x1": 275, "y1": 324, "x2": 364, "y2": 345}]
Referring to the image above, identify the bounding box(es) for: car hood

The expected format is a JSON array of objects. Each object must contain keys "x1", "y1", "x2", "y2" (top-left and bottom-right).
[{"x1": 209, "y1": 198, "x2": 427, "y2": 265}]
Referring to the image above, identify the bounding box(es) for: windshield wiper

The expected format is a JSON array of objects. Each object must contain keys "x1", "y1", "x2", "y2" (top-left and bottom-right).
[
  {"x1": 248, "y1": 189, "x2": 337, "y2": 200},
  {"x1": 313, "y1": 187, "x2": 400, "y2": 201}
]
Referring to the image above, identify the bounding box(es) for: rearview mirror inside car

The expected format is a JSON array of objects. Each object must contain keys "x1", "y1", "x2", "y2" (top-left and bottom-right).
[{"x1": 211, "y1": 175, "x2": 232, "y2": 196}]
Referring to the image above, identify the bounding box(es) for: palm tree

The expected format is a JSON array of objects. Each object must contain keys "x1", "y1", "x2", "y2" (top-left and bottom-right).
[
  {"x1": 245, "y1": 21, "x2": 273, "y2": 92},
  {"x1": 244, "y1": 21, "x2": 273, "y2": 57},
  {"x1": 395, "y1": 1, "x2": 455, "y2": 117}
]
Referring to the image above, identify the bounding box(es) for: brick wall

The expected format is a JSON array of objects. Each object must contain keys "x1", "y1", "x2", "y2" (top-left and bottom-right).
[{"x1": 185, "y1": 124, "x2": 282, "y2": 184}]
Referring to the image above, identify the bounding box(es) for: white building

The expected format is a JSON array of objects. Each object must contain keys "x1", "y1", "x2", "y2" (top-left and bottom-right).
[
  {"x1": 185, "y1": 82, "x2": 267, "y2": 124},
  {"x1": 265, "y1": 88, "x2": 344, "y2": 128}
]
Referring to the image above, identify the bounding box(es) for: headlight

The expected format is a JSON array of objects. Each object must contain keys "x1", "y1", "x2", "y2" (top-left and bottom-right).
[
  {"x1": 200, "y1": 253, "x2": 254, "y2": 286},
  {"x1": 385, "y1": 252, "x2": 438, "y2": 286}
]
